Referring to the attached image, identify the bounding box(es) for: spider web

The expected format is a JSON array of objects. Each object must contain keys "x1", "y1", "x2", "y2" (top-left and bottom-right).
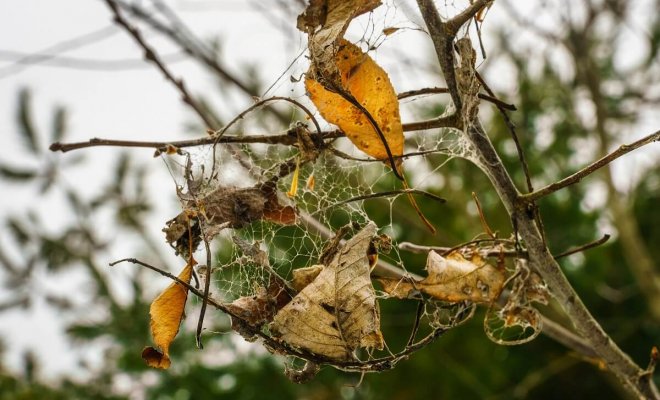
[{"x1": 159, "y1": 0, "x2": 534, "y2": 361}]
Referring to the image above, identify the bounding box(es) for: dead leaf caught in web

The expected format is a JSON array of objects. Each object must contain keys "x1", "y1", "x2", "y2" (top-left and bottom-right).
[
  {"x1": 163, "y1": 185, "x2": 296, "y2": 257},
  {"x1": 298, "y1": 0, "x2": 381, "y2": 86},
  {"x1": 142, "y1": 262, "x2": 194, "y2": 369},
  {"x1": 226, "y1": 278, "x2": 293, "y2": 341},
  {"x1": 484, "y1": 262, "x2": 549, "y2": 345},
  {"x1": 379, "y1": 251, "x2": 505, "y2": 303},
  {"x1": 306, "y1": 40, "x2": 404, "y2": 168},
  {"x1": 270, "y1": 222, "x2": 384, "y2": 361}
]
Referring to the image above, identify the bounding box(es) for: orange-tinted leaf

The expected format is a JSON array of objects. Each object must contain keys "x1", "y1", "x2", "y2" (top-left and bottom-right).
[
  {"x1": 142, "y1": 262, "x2": 194, "y2": 369},
  {"x1": 306, "y1": 40, "x2": 403, "y2": 166},
  {"x1": 286, "y1": 160, "x2": 300, "y2": 198},
  {"x1": 263, "y1": 193, "x2": 297, "y2": 225},
  {"x1": 141, "y1": 347, "x2": 169, "y2": 369},
  {"x1": 298, "y1": 0, "x2": 381, "y2": 85}
]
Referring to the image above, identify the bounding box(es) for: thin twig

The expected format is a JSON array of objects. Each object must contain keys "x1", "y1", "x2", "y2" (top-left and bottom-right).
[
  {"x1": 323, "y1": 189, "x2": 446, "y2": 210},
  {"x1": 49, "y1": 113, "x2": 459, "y2": 154},
  {"x1": 328, "y1": 147, "x2": 450, "y2": 162},
  {"x1": 399, "y1": 241, "x2": 519, "y2": 257},
  {"x1": 398, "y1": 86, "x2": 517, "y2": 111},
  {"x1": 521, "y1": 130, "x2": 660, "y2": 202},
  {"x1": 445, "y1": 0, "x2": 494, "y2": 35},
  {"x1": 401, "y1": 114, "x2": 458, "y2": 131},
  {"x1": 399, "y1": 233, "x2": 611, "y2": 261},
  {"x1": 472, "y1": 192, "x2": 496, "y2": 238},
  {"x1": 406, "y1": 301, "x2": 425, "y2": 347},
  {"x1": 195, "y1": 230, "x2": 213, "y2": 349},
  {"x1": 553, "y1": 234, "x2": 610, "y2": 259},
  {"x1": 475, "y1": 71, "x2": 534, "y2": 192}
]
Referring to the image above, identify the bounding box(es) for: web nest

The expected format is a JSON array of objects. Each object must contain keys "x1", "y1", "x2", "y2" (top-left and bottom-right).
[{"x1": 140, "y1": 0, "x2": 549, "y2": 381}]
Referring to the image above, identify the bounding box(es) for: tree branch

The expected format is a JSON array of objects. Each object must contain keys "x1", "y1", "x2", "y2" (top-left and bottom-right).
[
  {"x1": 521, "y1": 130, "x2": 660, "y2": 203},
  {"x1": 49, "y1": 114, "x2": 459, "y2": 154},
  {"x1": 415, "y1": 1, "x2": 659, "y2": 398},
  {"x1": 398, "y1": 86, "x2": 517, "y2": 110}
]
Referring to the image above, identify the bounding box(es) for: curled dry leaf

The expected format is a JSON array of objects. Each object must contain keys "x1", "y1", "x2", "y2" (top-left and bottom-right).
[
  {"x1": 378, "y1": 251, "x2": 505, "y2": 303},
  {"x1": 306, "y1": 40, "x2": 404, "y2": 167},
  {"x1": 163, "y1": 184, "x2": 296, "y2": 256},
  {"x1": 270, "y1": 222, "x2": 384, "y2": 361},
  {"x1": 298, "y1": 0, "x2": 381, "y2": 86},
  {"x1": 142, "y1": 262, "x2": 194, "y2": 369}
]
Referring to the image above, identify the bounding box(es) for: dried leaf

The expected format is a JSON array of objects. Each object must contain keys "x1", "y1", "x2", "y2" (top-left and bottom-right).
[
  {"x1": 270, "y1": 223, "x2": 384, "y2": 360},
  {"x1": 263, "y1": 192, "x2": 297, "y2": 225},
  {"x1": 291, "y1": 265, "x2": 324, "y2": 292},
  {"x1": 164, "y1": 185, "x2": 296, "y2": 256},
  {"x1": 142, "y1": 263, "x2": 194, "y2": 369},
  {"x1": 306, "y1": 173, "x2": 315, "y2": 191},
  {"x1": 382, "y1": 27, "x2": 400, "y2": 36},
  {"x1": 379, "y1": 251, "x2": 505, "y2": 303},
  {"x1": 306, "y1": 40, "x2": 403, "y2": 165},
  {"x1": 286, "y1": 160, "x2": 300, "y2": 198},
  {"x1": 484, "y1": 261, "x2": 547, "y2": 345},
  {"x1": 298, "y1": 0, "x2": 381, "y2": 85}
]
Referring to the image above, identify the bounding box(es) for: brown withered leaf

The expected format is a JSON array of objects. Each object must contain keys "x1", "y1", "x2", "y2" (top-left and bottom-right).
[
  {"x1": 270, "y1": 222, "x2": 384, "y2": 361},
  {"x1": 142, "y1": 262, "x2": 194, "y2": 369},
  {"x1": 164, "y1": 185, "x2": 296, "y2": 257},
  {"x1": 298, "y1": 0, "x2": 381, "y2": 85},
  {"x1": 226, "y1": 277, "x2": 292, "y2": 340},
  {"x1": 379, "y1": 251, "x2": 505, "y2": 303},
  {"x1": 306, "y1": 40, "x2": 404, "y2": 167}
]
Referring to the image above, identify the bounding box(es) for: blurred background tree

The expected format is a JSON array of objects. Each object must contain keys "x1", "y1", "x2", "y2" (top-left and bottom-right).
[{"x1": 0, "y1": 0, "x2": 658, "y2": 399}]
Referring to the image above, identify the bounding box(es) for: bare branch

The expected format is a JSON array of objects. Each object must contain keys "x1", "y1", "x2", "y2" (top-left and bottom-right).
[
  {"x1": 446, "y1": 0, "x2": 494, "y2": 35},
  {"x1": 521, "y1": 130, "x2": 660, "y2": 203},
  {"x1": 398, "y1": 86, "x2": 517, "y2": 111},
  {"x1": 416, "y1": 0, "x2": 658, "y2": 397}
]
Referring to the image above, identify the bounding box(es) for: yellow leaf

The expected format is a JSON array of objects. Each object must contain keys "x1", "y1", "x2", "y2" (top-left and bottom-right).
[
  {"x1": 306, "y1": 40, "x2": 403, "y2": 167},
  {"x1": 142, "y1": 262, "x2": 194, "y2": 369},
  {"x1": 378, "y1": 251, "x2": 505, "y2": 303},
  {"x1": 287, "y1": 159, "x2": 300, "y2": 198},
  {"x1": 298, "y1": 0, "x2": 381, "y2": 85}
]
